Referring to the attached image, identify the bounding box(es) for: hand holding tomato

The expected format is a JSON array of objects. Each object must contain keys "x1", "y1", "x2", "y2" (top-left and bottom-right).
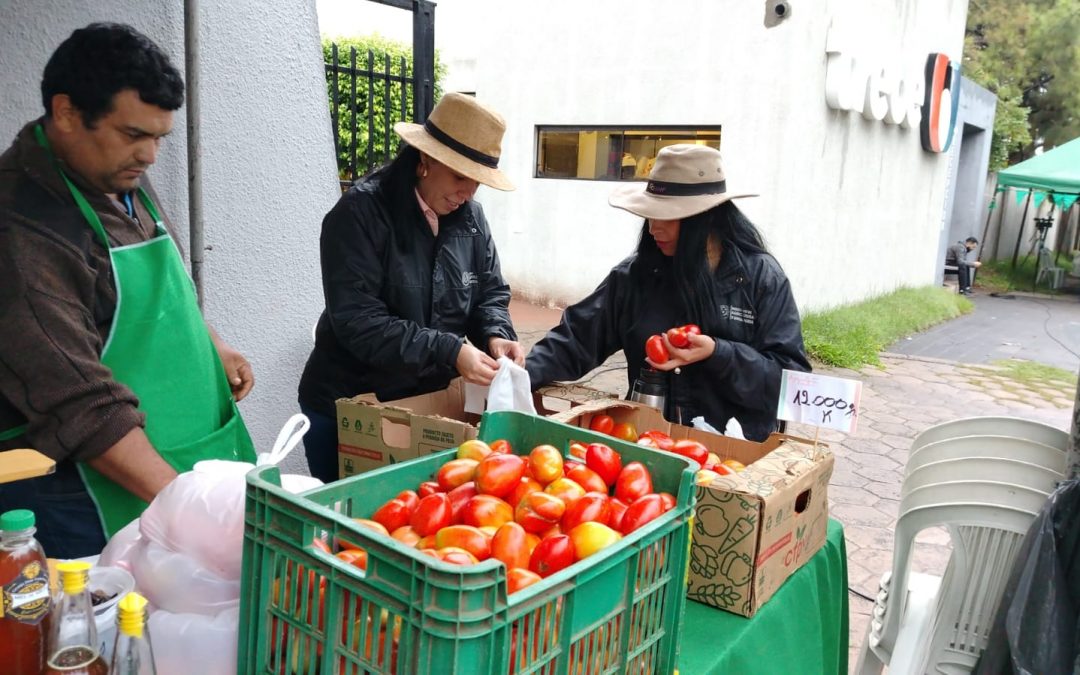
[{"x1": 646, "y1": 332, "x2": 716, "y2": 371}]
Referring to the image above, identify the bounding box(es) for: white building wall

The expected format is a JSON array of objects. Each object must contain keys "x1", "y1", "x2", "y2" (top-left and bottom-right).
[
  {"x1": 449, "y1": 0, "x2": 970, "y2": 311},
  {"x1": 0, "y1": 2, "x2": 339, "y2": 468}
]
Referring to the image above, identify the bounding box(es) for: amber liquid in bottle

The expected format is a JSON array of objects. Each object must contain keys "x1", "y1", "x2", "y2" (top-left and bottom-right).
[
  {"x1": 0, "y1": 509, "x2": 52, "y2": 675},
  {"x1": 41, "y1": 645, "x2": 110, "y2": 674}
]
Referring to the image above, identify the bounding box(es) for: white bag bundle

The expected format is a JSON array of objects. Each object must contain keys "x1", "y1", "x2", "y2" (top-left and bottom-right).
[
  {"x1": 98, "y1": 415, "x2": 316, "y2": 675},
  {"x1": 465, "y1": 356, "x2": 537, "y2": 415}
]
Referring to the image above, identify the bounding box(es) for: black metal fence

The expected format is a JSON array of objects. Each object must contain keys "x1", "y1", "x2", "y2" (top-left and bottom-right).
[
  {"x1": 326, "y1": 43, "x2": 413, "y2": 188},
  {"x1": 324, "y1": 0, "x2": 435, "y2": 190}
]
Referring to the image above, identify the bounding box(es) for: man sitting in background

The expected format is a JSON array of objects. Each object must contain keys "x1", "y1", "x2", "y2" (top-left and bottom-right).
[{"x1": 946, "y1": 237, "x2": 981, "y2": 295}]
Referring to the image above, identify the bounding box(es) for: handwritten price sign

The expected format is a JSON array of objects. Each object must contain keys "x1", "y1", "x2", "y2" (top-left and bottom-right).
[{"x1": 777, "y1": 370, "x2": 862, "y2": 433}]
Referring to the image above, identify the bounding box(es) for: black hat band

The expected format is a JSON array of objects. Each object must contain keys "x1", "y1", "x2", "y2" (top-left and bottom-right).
[
  {"x1": 646, "y1": 179, "x2": 726, "y2": 196},
  {"x1": 424, "y1": 121, "x2": 500, "y2": 169}
]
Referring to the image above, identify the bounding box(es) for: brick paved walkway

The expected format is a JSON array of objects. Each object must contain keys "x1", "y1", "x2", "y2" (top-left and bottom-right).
[{"x1": 509, "y1": 298, "x2": 1075, "y2": 671}]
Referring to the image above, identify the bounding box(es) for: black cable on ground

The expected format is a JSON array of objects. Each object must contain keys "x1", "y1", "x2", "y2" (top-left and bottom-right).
[{"x1": 848, "y1": 586, "x2": 875, "y2": 602}]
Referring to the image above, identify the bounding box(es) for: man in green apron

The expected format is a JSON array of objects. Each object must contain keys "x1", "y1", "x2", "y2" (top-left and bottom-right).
[{"x1": 0, "y1": 23, "x2": 256, "y2": 558}]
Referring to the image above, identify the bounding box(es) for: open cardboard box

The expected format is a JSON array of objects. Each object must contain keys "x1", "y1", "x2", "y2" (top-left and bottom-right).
[
  {"x1": 336, "y1": 379, "x2": 616, "y2": 478},
  {"x1": 552, "y1": 398, "x2": 835, "y2": 617}
]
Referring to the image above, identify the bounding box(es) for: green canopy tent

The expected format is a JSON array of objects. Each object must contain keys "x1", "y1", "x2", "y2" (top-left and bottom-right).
[{"x1": 993, "y1": 136, "x2": 1080, "y2": 268}]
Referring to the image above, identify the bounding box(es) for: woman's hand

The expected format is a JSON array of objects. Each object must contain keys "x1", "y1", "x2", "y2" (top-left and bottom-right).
[
  {"x1": 456, "y1": 342, "x2": 500, "y2": 385},
  {"x1": 646, "y1": 333, "x2": 715, "y2": 371},
  {"x1": 488, "y1": 337, "x2": 526, "y2": 366}
]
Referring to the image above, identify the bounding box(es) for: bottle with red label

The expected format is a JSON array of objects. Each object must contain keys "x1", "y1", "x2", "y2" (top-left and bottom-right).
[{"x1": 0, "y1": 508, "x2": 52, "y2": 675}]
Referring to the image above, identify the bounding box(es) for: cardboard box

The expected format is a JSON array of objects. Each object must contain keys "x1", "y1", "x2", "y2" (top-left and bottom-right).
[
  {"x1": 336, "y1": 380, "x2": 617, "y2": 478},
  {"x1": 553, "y1": 399, "x2": 834, "y2": 617},
  {"x1": 0, "y1": 449, "x2": 55, "y2": 484}
]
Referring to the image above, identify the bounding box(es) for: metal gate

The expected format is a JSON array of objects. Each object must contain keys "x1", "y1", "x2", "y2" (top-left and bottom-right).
[{"x1": 324, "y1": 0, "x2": 435, "y2": 189}]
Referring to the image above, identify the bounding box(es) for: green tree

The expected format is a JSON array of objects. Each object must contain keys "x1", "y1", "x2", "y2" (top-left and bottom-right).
[
  {"x1": 964, "y1": 0, "x2": 1080, "y2": 169},
  {"x1": 322, "y1": 35, "x2": 446, "y2": 183}
]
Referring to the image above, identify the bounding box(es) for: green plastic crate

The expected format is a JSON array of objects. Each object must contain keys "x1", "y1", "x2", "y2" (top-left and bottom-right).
[{"x1": 238, "y1": 410, "x2": 696, "y2": 674}]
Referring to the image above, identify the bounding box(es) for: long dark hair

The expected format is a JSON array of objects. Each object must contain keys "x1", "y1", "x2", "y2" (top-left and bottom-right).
[
  {"x1": 635, "y1": 201, "x2": 770, "y2": 326},
  {"x1": 366, "y1": 144, "x2": 421, "y2": 195}
]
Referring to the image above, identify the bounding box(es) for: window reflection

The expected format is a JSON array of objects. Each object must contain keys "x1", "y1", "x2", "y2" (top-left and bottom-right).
[{"x1": 536, "y1": 127, "x2": 722, "y2": 181}]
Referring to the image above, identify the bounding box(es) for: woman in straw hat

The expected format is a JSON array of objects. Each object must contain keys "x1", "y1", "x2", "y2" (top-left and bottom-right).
[
  {"x1": 526, "y1": 144, "x2": 810, "y2": 441},
  {"x1": 298, "y1": 93, "x2": 523, "y2": 482}
]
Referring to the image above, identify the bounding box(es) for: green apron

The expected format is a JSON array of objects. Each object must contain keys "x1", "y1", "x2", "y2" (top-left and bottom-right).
[{"x1": 25, "y1": 124, "x2": 256, "y2": 537}]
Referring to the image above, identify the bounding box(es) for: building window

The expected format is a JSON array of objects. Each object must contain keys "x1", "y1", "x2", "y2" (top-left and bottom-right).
[{"x1": 535, "y1": 126, "x2": 722, "y2": 181}]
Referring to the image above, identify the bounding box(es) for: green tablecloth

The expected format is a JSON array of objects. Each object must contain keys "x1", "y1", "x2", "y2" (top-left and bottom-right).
[{"x1": 677, "y1": 519, "x2": 849, "y2": 674}]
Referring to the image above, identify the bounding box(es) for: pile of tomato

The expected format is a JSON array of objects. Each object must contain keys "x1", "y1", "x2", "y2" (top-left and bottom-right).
[
  {"x1": 586, "y1": 414, "x2": 747, "y2": 485},
  {"x1": 329, "y1": 438, "x2": 676, "y2": 598}
]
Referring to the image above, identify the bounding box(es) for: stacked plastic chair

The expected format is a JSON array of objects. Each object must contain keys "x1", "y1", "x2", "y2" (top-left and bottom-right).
[{"x1": 855, "y1": 416, "x2": 1068, "y2": 675}]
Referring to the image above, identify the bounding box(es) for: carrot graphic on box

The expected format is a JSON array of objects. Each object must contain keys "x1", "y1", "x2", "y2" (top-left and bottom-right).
[{"x1": 720, "y1": 516, "x2": 755, "y2": 555}]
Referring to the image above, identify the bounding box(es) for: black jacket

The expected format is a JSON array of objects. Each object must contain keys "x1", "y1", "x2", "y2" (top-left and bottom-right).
[
  {"x1": 298, "y1": 171, "x2": 516, "y2": 414},
  {"x1": 525, "y1": 249, "x2": 810, "y2": 441}
]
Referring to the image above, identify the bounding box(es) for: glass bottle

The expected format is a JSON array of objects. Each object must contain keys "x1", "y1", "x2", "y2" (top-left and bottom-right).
[
  {"x1": 0, "y1": 509, "x2": 52, "y2": 675},
  {"x1": 109, "y1": 592, "x2": 156, "y2": 674},
  {"x1": 43, "y1": 560, "x2": 108, "y2": 674}
]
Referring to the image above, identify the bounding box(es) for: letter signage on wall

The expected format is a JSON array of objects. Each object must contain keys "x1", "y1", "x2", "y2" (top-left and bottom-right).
[{"x1": 825, "y1": 34, "x2": 960, "y2": 154}]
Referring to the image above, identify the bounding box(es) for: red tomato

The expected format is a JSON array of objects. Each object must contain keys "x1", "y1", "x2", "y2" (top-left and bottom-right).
[
  {"x1": 561, "y1": 492, "x2": 611, "y2": 531},
  {"x1": 336, "y1": 548, "x2": 368, "y2": 571},
  {"x1": 456, "y1": 439, "x2": 494, "y2": 462},
  {"x1": 585, "y1": 442, "x2": 623, "y2": 486},
  {"x1": 611, "y1": 422, "x2": 639, "y2": 443},
  {"x1": 394, "y1": 490, "x2": 419, "y2": 513},
  {"x1": 638, "y1": 430, "x2": 675, "y2": 451},
  {"x1": 390, "y1": 526, "x2": 421, "y2": 547},
  {"x1": 491, "y1": 522, "x2": 531, "y2": 569},
  {"x1": 372, "y1": 498, "x2": 412, "y2": 533},
  {"x1": 312, "y1": 536, "x2": 331, "y2": 554},
  {"x1": 338, "y1": 518, "x2": 389, "y2": 550},
  {"x1": 507, "y1": 567, "x2": 543, "y2": 594},
  {"x1": 438, "y1": 547, "x2": 479, "y2": 565},
  {"x1": 417, "y1": 481, "x2": 442, "y2": 498},
  {"x1": 416, "y1": 534, "x2": 437, "y2": 550},
  {"x1": 435, "y1": 525, "x2": 491, "y2": 561},
  {"x1": 544, "y1": 477, "x2": 586, "y2": 505},
  {"x1": 476, "y1": 453, "x2": 527, "y2": 498},
  {"x1": 608, "y1": 498, "x2": 629, "y2": 532},
  {"x1": 436, "y1": 458, "x2": 479, "y2": 492},
  {"x1": 527, "y1": 444, "x2": 564, "y2": 485},
  {"x1": 566, "y1": 464, "x2": 607, "y2": 494},
  {"x1": 615, "y1": 462, "x2": 653, "y2": 503},
  {"x1": 683, "y1": 324, "x2": 701, "y2": 336},
  {"x1": 462, "y1": 494, "x2": 514, "y2": 529},
  {"x1": 568, "y1": 522, "x2": 622, "y2": 560},
  {"x1": 637, "y1": 437, "x2": 659, "y2": 449},
  {"x1": 529, "y1": 534, "x2": 576, "y2": 578},
  {"x1": 657, "y1": 492, "x2": 676, "y2": 512},
  {"x1": 506, "y1": 476, "x2": 543, "y2": 509},
  {"x1": 538, "y1": 523, "x2": 563, "y2": 540},
  {"x1": 446, "y1": 481, "x2": 478, "y2": 524},
  {"x1": 620, "y1": 494, "x2": 665, "y2": 534},
  {"x1": 671, "y1": 439, "x2": 709, "y2": 469},
  {"x1": 568, "y1": 442, "x2": 589, "y2": 460},
  {"x1": 515, "y1": 491, "x2": 566, "y2": 534},
  {"x1": 588, "y1": 414, "x2": 615, "y2": 435},
  {"x1": 666, "y1": 326, "x2": 690, "y2": 348},
  {"x1": 645, "y1": 335, "x2": 669, "y2": 364},
  {"x1": 489, "y1": 439, "x2": 513, "y2": 455},
  {"x1": 410, "y1": 493, "x2": 453, "y2": 536}
]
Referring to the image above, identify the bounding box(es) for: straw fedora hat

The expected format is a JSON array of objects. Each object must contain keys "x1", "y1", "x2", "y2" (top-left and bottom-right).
[
  {"x1": 394, "y1": 93, "x2": 515, "y2": 191},
  {"x1": 608, "y1": 144, "x2": 755, "y2": 219}
]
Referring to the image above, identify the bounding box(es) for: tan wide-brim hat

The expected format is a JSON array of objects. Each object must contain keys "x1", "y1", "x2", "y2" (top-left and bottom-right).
[
  {"x1": 394, "y1": 92, "x2": 515, "y2": 191},
  {"x1": 608, "y1": 144, "x2": 755, "y2": 219}
]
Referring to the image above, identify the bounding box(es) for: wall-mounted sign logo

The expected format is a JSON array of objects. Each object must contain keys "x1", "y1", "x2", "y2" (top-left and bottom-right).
[
  {"x1": 921, "y1": 53, "x2": 961, "y2": 153},
  {"x1": 825, "y1": 32, "x2": 960, "y2": 154}
]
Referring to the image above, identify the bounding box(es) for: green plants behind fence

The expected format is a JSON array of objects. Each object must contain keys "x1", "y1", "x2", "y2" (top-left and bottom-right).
[
  {"x1": 323, "y1": 36, "x2": 446, "y2": 184},
  {"x1": 801, "y1": 286, "x2": 973, "y2": 369}
]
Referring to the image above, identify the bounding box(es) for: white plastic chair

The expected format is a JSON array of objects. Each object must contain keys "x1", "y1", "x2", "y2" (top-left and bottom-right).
[
  {"x1": 1036, "y1": 248, "x2": 1064, "y2": 289},
  {"x1": 911, "y1": 416, "x2": 1068, "y2": 454},
  {"x1": 855, "y1": 423, "x2": 1067, "y2": 675}
]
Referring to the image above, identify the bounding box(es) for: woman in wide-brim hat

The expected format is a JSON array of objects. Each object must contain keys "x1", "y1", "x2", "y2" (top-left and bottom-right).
[
  {"x1": 298, "y1": 93, "x2": 524, "y2": 483},
  {"x1": 525, "y1": 144, "x2": 811, "y2": 441}
]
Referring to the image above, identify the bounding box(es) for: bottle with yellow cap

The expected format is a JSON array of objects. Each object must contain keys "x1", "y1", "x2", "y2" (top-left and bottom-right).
[
  {"x1": 109, "y1": 592, "x2": 156, "y2": 674},
  {"x1": 42, "y1": 560, "x2": 108, "y2": 674}
]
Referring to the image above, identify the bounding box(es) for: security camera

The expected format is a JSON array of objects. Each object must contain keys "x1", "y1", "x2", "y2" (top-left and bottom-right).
[{"x1": 764, "y1": 0, "x2": 791, "y2": 28}]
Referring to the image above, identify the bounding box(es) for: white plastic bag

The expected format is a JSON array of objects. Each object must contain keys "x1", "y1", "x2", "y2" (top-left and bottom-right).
[
  {"x1": 148, "y1": 605, "x2": 239, "y2": 675},
  {"x1": 465, "y1": 356, "x2": 537, "y2": 415},
  {"x1": 129, "y1": 538, "x2": 239, "y2": 614}
]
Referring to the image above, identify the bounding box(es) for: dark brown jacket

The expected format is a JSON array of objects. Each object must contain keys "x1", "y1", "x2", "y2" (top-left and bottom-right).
[{"x1": 0, "y1": 120, "x2": 176, "y2": 462}]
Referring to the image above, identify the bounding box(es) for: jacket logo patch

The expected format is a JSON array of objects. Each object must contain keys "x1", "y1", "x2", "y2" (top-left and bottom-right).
[
  {"x1": 461, "y1": 271, "x2": 478, "y2": 286},
  {"x1": 719, "y1": 304, "x2": 755, "y2": 325}
]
